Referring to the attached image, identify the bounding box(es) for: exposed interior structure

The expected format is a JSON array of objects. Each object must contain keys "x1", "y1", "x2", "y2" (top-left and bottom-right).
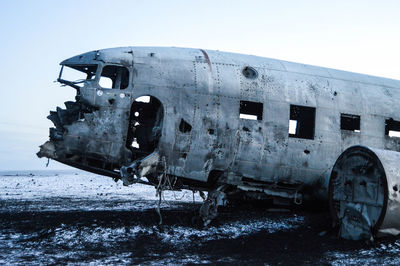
[
  {"x1": 50, "y1": 64, "x2": 99, "y2": 141},
  {"x1": 126, "y1": 96, "x2": 163, "y2": 161}
]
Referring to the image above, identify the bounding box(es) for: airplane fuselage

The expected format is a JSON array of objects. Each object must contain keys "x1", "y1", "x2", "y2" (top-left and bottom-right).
[{"x1": 37, "y1": 47, "x2": 400, "y2": 238}]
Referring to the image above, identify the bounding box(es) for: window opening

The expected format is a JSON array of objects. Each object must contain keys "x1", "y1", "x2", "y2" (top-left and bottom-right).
[
  {"x1": 99, "y1": 65, "x2": 129, "y2": 89},
  {"x1": 341, "y1": 114, "x2": 360, "y2": 132},
  {"x1": 289, "y1": 105, "x2": 316, "y2": 139},
  {"x1": 239, "y1": 101, "x2": 263, "y2": 120},
  {"x1": 385, "y1": 118, "x2": 400, "y2": 138},
  {"x1": 58, "y1": 64, "x2": 97, "y2": 89}
]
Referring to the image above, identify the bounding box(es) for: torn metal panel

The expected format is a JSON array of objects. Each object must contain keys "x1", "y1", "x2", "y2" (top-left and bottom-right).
[{"x1": 120, "y1": 152, "x2": 160, "y2": 186}]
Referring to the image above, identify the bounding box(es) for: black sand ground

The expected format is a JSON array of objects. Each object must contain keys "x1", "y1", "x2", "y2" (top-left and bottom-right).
[{"x1": 1, "y1": 198, "x2": 399, "y2": 265}]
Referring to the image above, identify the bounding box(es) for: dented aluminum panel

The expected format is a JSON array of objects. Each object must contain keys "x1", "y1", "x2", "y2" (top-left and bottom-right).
[{"x1": 37, "y1": 47, "x2": 400, "y2": 239}]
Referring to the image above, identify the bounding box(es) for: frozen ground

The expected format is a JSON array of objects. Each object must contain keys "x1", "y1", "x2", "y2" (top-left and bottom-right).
[{"x1": 1, "y1": 171, "x2": 400, "y2": 264}]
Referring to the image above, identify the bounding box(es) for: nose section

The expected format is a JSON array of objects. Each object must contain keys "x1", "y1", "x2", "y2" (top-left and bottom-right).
[
  {"x1": 38, "y1": 48, "x2": 139, "y2": 179},
  {"x1": 37, "y1": 79, "x2": 131, "y2": 179}
]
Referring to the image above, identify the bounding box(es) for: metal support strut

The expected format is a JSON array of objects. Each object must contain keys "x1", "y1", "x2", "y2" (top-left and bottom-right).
[{"x1": 199, "y1": 185, "x2": 228, "y2": 226}]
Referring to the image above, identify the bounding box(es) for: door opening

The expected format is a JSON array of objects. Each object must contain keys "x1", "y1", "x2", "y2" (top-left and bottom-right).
[{"x1": 126, "y1": 96, "x2": 163, "y2": 161}]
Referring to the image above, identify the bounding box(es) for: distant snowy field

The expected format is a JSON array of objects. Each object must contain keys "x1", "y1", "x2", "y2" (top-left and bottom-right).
[
  {"x1": 0, "y1": 170, "x2": 204, "y2": 213},
  {"x1": 1, "y1": 170, "x2": 400, "y2": 264},
  {"x1": 0, "y1": 170, "x2": 200, "y2": 202}
]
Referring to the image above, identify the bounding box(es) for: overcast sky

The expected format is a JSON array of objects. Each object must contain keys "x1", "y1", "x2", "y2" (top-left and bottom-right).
[{"x1": 1, "y1": 0, "x2": 400, "y2": 170}]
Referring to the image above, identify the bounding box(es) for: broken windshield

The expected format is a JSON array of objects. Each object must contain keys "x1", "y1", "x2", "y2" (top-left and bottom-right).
[{"x1": 58, "y1": 64, "x2": 98, "y2": 89}]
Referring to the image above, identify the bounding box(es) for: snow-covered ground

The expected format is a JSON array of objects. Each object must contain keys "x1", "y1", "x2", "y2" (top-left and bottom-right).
[
  {"x1": 0, "y1": 170, "x2": 201, "y2": 206},
  {"x1": 0, "y1": 170, "x2": 305, "y2": 264},
  {"x1": 1, "y1": 170, "x2": 400, "y2": 264},
  {"x1": 0, "y1": 170, "x2": 208, "y2": 215}
]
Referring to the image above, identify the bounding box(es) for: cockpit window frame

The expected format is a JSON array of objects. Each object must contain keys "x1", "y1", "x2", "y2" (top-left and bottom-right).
[
  {"x1": 58, "y1": 64, "x2": 99, "y2": 89},
  {"x1": 98, "y1": 63, "x2": 131, "y2": 90}
]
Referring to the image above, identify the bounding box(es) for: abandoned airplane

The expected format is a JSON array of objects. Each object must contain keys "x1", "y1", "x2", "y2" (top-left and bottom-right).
[{"x1": 37, "y1": 47, "x2": 400, "y2": 240}]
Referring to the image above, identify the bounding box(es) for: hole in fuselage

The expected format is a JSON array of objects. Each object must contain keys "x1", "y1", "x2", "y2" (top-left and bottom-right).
[
  {"x1": 126, "y1": 96, "x2": 163, "y2": 161},
  {"x1": 179, "y1": 119, "x2": 192, "y2": 133}
]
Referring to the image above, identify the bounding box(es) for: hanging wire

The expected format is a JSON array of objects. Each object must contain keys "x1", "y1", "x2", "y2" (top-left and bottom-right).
[{"x1": 155, "y1": 156, "x2": 169, "y2": 225}]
